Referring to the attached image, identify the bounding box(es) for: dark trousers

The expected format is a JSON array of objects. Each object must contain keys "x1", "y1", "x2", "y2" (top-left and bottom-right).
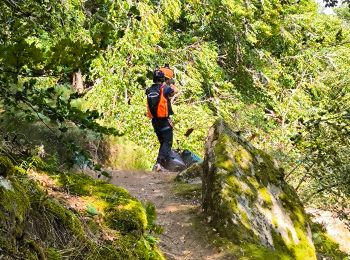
[
  {"x1": 155, "y1": 128, "x2": 173, "y2": 165},
  {"x1": 152, "y1": 118, "x2": 173, "y2": 166}
]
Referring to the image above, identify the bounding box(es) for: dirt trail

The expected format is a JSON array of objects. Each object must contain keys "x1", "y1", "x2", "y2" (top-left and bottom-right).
[
  {"x1": 107, "y1": 169, "x2": 228, "y2": 260},
  {"x1": 306, "y1": 208, "x2": 350, "y2": 254}
]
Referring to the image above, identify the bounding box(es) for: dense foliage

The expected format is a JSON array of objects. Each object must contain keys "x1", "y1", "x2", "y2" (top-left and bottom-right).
[
  {"x1": 0, "y1": 0, "x2": 120, "y2": 134},
  {"x1": 0, "y1": 0, "x2": 349, "y2": 212}
]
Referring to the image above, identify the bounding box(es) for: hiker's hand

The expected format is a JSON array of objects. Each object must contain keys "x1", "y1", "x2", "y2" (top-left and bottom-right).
[
  {"x1": 168, "y1": 78, "x2": 175, "y2": 85},
  {"x1": 170, "y1": 83, "x2": 178, "y2": 95},
  {"x1": 168, "y1": 118, "x2": 174, "y2": 128}
]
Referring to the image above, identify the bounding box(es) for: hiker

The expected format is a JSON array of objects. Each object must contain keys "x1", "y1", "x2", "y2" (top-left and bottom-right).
[{"x1": 146, "y1": 65, "x2": 178, "y2": 172}]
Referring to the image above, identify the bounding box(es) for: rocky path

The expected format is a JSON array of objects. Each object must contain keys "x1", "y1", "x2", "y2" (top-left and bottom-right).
[
  {"x1": 306, "y1": 208, "x2": 350, "y2": 254},
  {"x1": 107, "y1": 170, "x2": 228, "y2": 260}
]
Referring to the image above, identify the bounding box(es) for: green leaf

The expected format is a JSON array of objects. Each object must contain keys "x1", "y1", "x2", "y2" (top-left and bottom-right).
[{"x1": 86, "y1": 204, "x2": 99, "y2": 216}]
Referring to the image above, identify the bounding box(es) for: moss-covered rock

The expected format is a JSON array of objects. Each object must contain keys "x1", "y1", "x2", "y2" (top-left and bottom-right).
[
  {"x1": 175, "y1": 162, "x2": 203, "y2": 183},
  {"x1": 56, "y1": 172, "x2": 152, "y2": 235},
  {"x1": 202, "y1": 119, "x2": 316, "y2": 259},
  {"x1": 105, "y1": 200, "x2": 148, "y2": 233}
]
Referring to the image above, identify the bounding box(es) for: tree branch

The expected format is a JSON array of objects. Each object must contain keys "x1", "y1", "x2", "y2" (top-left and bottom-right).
[{"x1": 304, "y1": 179, "x2": 350, "y2": 203}]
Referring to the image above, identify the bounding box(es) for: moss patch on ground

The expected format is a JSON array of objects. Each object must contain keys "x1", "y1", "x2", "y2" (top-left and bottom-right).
[
  {"x1": 172, "y1": 182, "x2": 202, "y2": 200},
  {"x1": 311, "y1": 222, "x2": 349, "y2": 260},
  {"x1": 0, "y1": 156, "x2": 164, "y2": 259}
]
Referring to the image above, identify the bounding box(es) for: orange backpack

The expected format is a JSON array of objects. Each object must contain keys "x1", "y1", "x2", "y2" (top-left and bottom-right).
[{"x1": 146, "y1": 84, "x2": 169, "y2": 118}]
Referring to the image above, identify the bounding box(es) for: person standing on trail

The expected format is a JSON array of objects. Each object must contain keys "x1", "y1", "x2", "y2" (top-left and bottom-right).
[{"x1": 146, "y1": 65, "x2": 178, "y2": 172}]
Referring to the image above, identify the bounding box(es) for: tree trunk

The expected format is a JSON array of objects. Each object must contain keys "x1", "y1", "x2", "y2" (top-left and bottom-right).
[{"x1": 72, "y1": 69, "x2": 84, "y2": 94}]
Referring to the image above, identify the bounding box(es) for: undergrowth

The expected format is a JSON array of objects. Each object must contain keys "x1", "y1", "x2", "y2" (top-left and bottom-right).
[
  {"x1": 0, "y1": 116, "x2": 153, "y2": 170},
  {"x1": 0, "y1": 155, "x2": 164, "y2": 259}
]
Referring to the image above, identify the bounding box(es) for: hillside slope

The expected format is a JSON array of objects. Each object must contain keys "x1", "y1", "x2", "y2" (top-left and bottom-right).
[{"x1": 0, "y1": 157, "x2": 163, "y2": 259}]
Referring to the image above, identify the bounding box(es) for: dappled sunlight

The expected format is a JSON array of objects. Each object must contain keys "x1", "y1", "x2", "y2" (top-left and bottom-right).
[
  {"x1": 0, "y1": 0, "x2": 349, "y2": 258},
  {"x1": 158, "y1": 203, "x2": 195, "y2": 214}
]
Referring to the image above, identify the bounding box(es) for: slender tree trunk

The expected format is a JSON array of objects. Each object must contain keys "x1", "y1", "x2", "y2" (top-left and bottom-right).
[{"x1": 72, "y1": 69, "x2": 84, "y2": 94}]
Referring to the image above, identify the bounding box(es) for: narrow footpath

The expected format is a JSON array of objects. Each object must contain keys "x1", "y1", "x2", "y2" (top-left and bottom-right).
[{"x1": 108, "y1": 170, "x2": 229, "y2": 260}]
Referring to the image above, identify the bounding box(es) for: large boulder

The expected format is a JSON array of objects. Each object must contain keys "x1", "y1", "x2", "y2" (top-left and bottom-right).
[{"x1": 202, "y1": 119, "x2": 316, "y2": 259}]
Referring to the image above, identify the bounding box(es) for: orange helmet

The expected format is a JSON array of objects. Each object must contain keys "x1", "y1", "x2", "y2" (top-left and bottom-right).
[{"x1": 159, "y1": 65, "x2": 174, "y2": 79}]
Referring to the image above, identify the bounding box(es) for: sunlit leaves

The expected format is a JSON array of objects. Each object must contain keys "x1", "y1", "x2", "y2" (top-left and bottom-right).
[{"x1": 0, "y1": 0, "x2": 349, "y2": 210}]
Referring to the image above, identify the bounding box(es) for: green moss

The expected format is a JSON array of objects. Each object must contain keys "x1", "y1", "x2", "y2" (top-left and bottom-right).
[
  {"x1": 215, "y1": 133, "x2": 254, "y2": 175},
  {"x1": 242, "y1": 244, "x2": 293, "y2": 260},
  {"x1": 203, "y1": 121, "x2": 319, "y2": 259},
  {"x1": 221, "y1": 179, "x2": 243, "y2": 214},
  {"x1": 271, "y1": 228, "x2": 291, "y2": 253},
  {"x1": 214, "y1": 135, "x2": 235, "y2": 172},
  {"x1": 105, "y1": 200, "x2": 148, "y2": 233},
  {"x1": 83, "y1": 196, "x2": 109, "y2": 213},
  {"x1": 311, "y1": 222, "x2": 348, "y2": 259},
  {"x1": 46, "y1": 247, "x2": 62, "y2": 260},
  {"x1": 276, "y1": 191, "x2": 316, "y2": 259},
  {"x1": 85, "y1": 218, "x2": 101, "y2": 234},
  {"x1": 275, "y1": 189, "x2": 316, "y2": 259},
  {"x1": 228, "y1": 197, "x2": 239, "y2": 214},
  {"x1": 238, "y1": 209, "x2": 251, "y2": 229},
  {"x1": 172, "y1": 182, "x2": 202, "y2": 199},
  {"x1": 279, "y1": 191, "x2": 306, "y2": 226},
  {"x1": 0, "y1": 156, "x2": 15, "y2": 177},
  {"x1": 214, "y1": 197, "x2": 259, "y2": 244},
  {"x1": 57, "y1": 172, "x2": 153, "y2": 235},
  {"x1": 226, "y1": 175, "x2": 243, "y2": 194},
  {"x1": 289, "y1": 226, "x2": 316, "y2": 260},
  {"x1": 221, "y1": 173, "x2": 259, "y2": 210},
  {"x1": 25, "y1": 240, "x2": 46, "y2": 259},
  {"x1": 144, "y1": 202, "x2": 163, "y2": 234},
  {"x1": 44, "y1": 171, "x2": 163, "y2": 255},
  {"x1": 287, "y1": 229, "x2": 293, "y2": 241},
  {"x1": 244, "y1": 177, "x2": 259, "y2": 203},
  {"x1": 217, "y1": 158, "x2": 234, "y2": 172},
  {"x1": 174, "y1": 162, "x2": 203, "y2": 182},
  {"x1": 0, "y1": 178, "x2": 30, "y2": 256},
  {"x1": 253, "y1": 150, "x2": 283, "y2": 186},
  {"x1": 247, "y1": 176, "x2": 260, "y2": 189},
  {"x1": 106, "y1": 234, "x2": 165, "y2": 260},
  {"x1": 234, "y1": 147, "x2": 253, "y2": 171},
  {"x1": 57, "y1": 172, "x2": 131, "y2": 204},
  {"x1": 272, "y1": 216, "x2": 279, "y2": 228},
  {"x1": 0, "y1": 177, "x2": 30, "y2": 238},
  {"x1": 258, "y1": 187, "x2": 273, "y2": 208},
  {"x1": 0, "y1": 161, "x2": 164, "y2": 259},
  {"x1": 57, "y1": 172, "x2": 94, "y2": 196},
  {"x1": 190, "y1": 204, "x2": 296, "y2": 260},
  {"x1": 43, "y1": 198, "x2": 86, "y2": 239}
]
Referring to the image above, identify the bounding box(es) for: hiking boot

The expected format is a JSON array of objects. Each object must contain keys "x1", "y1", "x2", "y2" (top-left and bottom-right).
[{"x1": 152, "y1": 163, "x2": 168, "y2": 172}]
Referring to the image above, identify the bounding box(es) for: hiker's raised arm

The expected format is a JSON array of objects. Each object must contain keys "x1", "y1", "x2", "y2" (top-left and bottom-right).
[{"x1": 168, "y1": 78, "x2": 178, "y2": 96}]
